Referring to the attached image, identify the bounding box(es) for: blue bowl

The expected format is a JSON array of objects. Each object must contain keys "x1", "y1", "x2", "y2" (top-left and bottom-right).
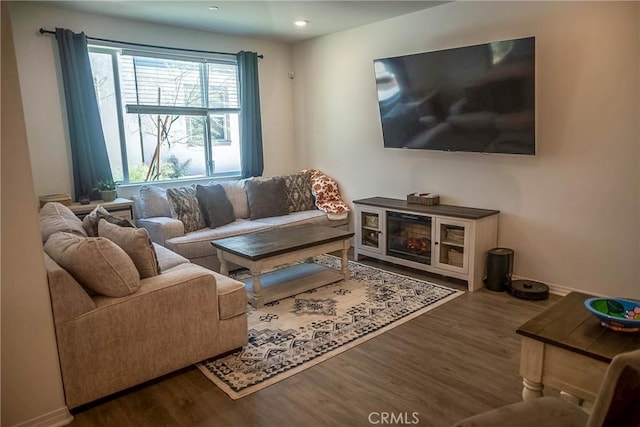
[{"x1": 584, "y1": 298, "x2": 640, "y2": 332}]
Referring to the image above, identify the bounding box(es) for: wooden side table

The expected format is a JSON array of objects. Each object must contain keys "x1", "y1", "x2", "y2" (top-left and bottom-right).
[
  {"x1": 516, "y1": 291, "x2": 640, "y2": 403},
  {"x1": 67, "y1": 198, "x2": 134, "y2": 221}
]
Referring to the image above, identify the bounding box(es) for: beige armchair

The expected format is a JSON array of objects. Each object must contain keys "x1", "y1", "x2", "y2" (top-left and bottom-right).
[{"x1": 452, "y1": 349, "x2": 640, "y2": 427}]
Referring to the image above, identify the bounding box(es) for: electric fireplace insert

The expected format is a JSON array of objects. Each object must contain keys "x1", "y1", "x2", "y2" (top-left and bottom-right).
[{"x1": 386, "y1": 211, "x2": 432, "y2": 264}]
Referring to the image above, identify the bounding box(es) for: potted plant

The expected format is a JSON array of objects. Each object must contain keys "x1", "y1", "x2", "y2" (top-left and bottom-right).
[{"x1": 94, "y1": 178, "x2": 118, "y2": 202}]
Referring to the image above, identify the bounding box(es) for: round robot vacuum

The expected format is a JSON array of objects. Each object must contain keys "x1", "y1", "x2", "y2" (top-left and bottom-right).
[{"x1": 508, "y1": 280, "x2": 549, "y2": 300}]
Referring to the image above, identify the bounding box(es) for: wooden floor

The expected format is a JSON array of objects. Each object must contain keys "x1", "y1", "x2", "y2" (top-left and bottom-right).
[{"x1": 69, "y1": 256, "x2": 559, "y2": 427}]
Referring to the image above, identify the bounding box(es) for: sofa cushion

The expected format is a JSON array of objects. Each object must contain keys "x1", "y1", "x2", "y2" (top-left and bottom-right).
[
  {"x1": 139, "y1": 185, "x2": 172, "y2": 218},
  {"x1": 153, "y1": 243, "x2": 190, "y2": 272},
  {"x1": 44, "y1": 253, "x2": 97, "y2": 323},
  {"x1": 44, "y1": 232, "x2": 140, "y2": 297},
  {"x1": 245, "y1": 177, "x2": 288, "y2": 220},
  {"x1": 40, "y1": 202, "x2": 87, "y2": 242},
  {"x1": 282, "y1": 171, "x2": 315, "y2": 213},
  {"x1": 166, "y1": 185, "x2": 205, "y2": 233},
  {"x1": 83, "y1": 205, "x2": 134, "y2": 237},
  {"x1": 196, "y1": 184, "x2": 236, "y2": 229},
  {"x1": 98, "y1": 219, "x2": 160, "y2": 279},
  {"x1": 165, "y1": 219, "x2": 271, "y2": 260},
  {"x1": 252, "y1": 209, "x2": 349, "y2": 229},
  {"x1": 219, "y1": 180, "x2": 249, "y2": 219}
]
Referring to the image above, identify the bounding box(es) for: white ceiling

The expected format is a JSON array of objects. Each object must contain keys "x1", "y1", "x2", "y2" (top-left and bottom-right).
[{"x1": 39, "y1": 1, "x2": 447, "y2": 43}]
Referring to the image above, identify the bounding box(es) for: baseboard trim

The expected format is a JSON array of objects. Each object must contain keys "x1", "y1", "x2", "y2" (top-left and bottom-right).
[
  {"x1": 511, "y1": 275, "x2": 608, "y2": 297},
  {"x1": 12, "y1": 407, "x2": 73, "y2": 427}
]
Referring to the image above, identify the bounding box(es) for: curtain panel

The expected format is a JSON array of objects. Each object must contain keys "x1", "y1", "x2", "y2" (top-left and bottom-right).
[
  {"x1": 237, "y1": 51, "x2": 264, "y2": 178},
  {"x1": 54, "y1": 28, "x2": 112, "y2": 200}
]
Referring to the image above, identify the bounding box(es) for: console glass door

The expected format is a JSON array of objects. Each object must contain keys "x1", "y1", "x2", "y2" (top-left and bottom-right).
[{"x1": 434, "y1": 218, "x2": 469, "y2": 274}]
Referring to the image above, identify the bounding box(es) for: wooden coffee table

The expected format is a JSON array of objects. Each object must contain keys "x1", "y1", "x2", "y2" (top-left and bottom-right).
[
  {"x1": 211, "y1": 225, "x2": 354, "y2": 308},
  {"x1": 516, "y1": 291, "x2": 640, "y2": 403}
]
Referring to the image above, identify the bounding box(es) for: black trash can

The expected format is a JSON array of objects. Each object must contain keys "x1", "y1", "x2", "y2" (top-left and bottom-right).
[{"x1": 485, "y1": 248, "x2": 514, "y2": 292}]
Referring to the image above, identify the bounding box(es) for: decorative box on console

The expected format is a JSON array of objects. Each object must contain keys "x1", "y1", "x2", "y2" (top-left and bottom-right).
[{"x1": 406, "y1": 192, "x2": 440, "y2": 206}]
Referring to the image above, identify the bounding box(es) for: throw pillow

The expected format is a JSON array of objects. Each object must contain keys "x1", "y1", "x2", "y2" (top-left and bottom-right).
[
  {"x1": 44, "y1": 232, "x2": 140, "y2": 297},
  {"x1": 244, "y1": 177, "x2": 289, "y2": 220},
  {"x1": 82, "y1": 205, "x2": 135, "y2": 237},
  {"x1": 218, "y1": 180, "x2": 250, "y2": 219},
  {"x1": 166, "y1": 185, "x2": 205, "y2": 233},
  {"x1": 39, "y1": 202, "x2": 87, "y2": 242},
  {"x1": 195, "y1": 184, "x2": 236, "y2": 229},
  {"x1": 282, "y1": 171, "x2": 314, "y2": 212},
  {"x1": 139, "y1": 185, "x2": 172, "y2": 218},
  {"x1": 98, "y1": 219, "x2": 160, "y2": 279}
]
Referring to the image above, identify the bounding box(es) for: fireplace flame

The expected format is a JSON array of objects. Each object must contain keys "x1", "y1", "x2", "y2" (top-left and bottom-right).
[{"x1": 406, "y1": 238, "x2": 430, "y2": 254}]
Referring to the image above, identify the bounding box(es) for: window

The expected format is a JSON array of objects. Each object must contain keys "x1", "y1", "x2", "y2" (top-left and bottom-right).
[{"x1": 88, "y1": 46, "x2": 241, "y2": 183}]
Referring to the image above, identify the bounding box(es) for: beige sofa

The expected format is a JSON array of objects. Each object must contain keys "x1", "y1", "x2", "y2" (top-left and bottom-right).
[
  {"x1": 40, "y1": 202, "x2": 247, "y2": 409},
  {"x1": 134, "y1": 175, "x2": 350, "y2": 272}
]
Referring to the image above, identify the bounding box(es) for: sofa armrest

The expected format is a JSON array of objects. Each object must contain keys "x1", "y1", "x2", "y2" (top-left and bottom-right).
[
  {"x1": 57, "y1": 265, "x2": 220, "y2": 408},
  {"x1": 137, "y1": 217, "x2": 184, "y2": 246},
  {"x1": 44, "y1": 253, "x2": 96, "y2": 323}
]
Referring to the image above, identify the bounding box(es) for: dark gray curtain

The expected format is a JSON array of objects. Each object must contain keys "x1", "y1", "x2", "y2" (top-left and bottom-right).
[
  {"x1": 55, "y1": 28, "x2": 112, "y2": 200},
  {"x1": 237, "y1": 51, "x2": 264, "y2": 178}
]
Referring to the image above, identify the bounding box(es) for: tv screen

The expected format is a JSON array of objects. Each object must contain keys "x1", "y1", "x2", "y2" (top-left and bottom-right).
[{"x1": 374, "y1": 37, "x2": 536, "y2": 155}]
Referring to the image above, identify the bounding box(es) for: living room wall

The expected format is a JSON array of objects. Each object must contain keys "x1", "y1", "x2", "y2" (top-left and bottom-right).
[
  {"x1": 292, "y1": 1, "x2": 640, "y2": 297},
  {"x1": 9, "y1": 2, "x2": 297, "y2": 200},
  {"x1": 1, "y1": 4, "x2": 70, "y2": 426}
]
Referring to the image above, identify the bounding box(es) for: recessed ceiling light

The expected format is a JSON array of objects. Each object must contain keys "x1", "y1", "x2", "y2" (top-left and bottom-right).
[
  {"x1": 209, "y1": 5, "x2": 219, "y2": 11},
  {"x1": 293, "y1": 20, "x2": 309, "y2": 27}
]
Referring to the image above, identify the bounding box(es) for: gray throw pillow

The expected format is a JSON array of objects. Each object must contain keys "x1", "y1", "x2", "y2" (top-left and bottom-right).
[
  {"x1": 245, "y1": 177, "x2": 289, "y2": 220},
  {"x1": 139, "y1": 185, "x2": 172, "y2": 218},
  {"x1": 195, "y1": 184, "x2": 236, "y2": 229},
  {"x1": 282, "y1": 171, "x2": 314, "y2": 212},
  {"x1": 166, "y1": 185, "x2": 205, "y2": 233}
]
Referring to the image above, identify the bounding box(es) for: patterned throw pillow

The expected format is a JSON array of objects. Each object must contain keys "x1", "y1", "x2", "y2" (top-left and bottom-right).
[
  {"x1": 282, "y1": 171, "x2": 315, "y2": 213},
  {"x1": 166, "y1": 185, "x2": 205, "y2": 233}
]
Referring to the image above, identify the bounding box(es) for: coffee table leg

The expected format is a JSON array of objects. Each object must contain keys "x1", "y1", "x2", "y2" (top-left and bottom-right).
[
  {"x1": 522, "y1": 378, "x2": 544, "y2": 400},
  {"x1": 250, "y1": 263, "x2": 264, "y2": 308},
  {"x1": 217, "y1": 249, "x2": 229, "y2": 276},
  {"x1": 341, "y1": 240, "x2": 350, "y2": 280}
]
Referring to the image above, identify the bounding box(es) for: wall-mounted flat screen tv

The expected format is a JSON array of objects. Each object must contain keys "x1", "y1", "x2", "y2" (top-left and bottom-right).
[{"x1": 374, "y1": 37, "x2": 535, "y2": 155}]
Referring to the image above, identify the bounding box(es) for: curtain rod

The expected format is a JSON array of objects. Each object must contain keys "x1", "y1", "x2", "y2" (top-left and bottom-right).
[{"x1": 38, "y1": 28, "x2": 263, "y2": 58}]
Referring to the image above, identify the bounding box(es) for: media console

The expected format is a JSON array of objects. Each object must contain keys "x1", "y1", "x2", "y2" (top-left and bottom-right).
[{"x1": 353, "y1": 197, "x2": 500, "y2": 291}]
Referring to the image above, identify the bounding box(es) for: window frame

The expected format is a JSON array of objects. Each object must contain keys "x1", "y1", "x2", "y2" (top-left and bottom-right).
[{"x1": 88, "y1": 44, "x2": 241, "y2": 184}]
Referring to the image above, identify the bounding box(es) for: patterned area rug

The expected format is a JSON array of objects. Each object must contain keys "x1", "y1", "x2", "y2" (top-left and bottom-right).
[{"x1": 197, "y1": 255, "x2": 463, "y2": 399}]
